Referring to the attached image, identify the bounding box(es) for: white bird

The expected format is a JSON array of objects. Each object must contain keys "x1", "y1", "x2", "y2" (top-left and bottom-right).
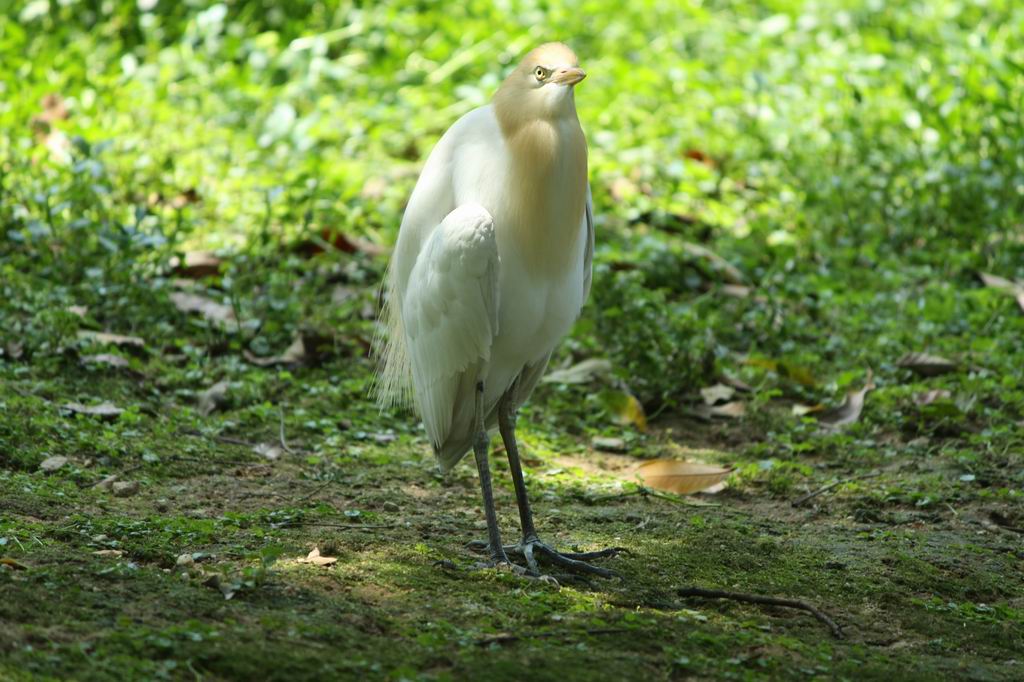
[{"x1": 376, "y1": 43, "x2": 619, "y2": 576}]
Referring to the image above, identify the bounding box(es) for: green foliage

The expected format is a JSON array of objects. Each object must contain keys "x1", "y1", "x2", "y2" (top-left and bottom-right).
[{"x1": 2, "y1": 0, "x2": 1024, "y2": 679}]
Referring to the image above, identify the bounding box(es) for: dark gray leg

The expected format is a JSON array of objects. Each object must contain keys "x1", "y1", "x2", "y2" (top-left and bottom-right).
[
  {"x1": 492, "y1": 385, "x2": 624, "y2": 579},
  {"x1": 498, "y1": 389, "x2": 537, "y2": 541},
  {"x1": 472, "y1": 381, "x2": 509, "y2": 565}
]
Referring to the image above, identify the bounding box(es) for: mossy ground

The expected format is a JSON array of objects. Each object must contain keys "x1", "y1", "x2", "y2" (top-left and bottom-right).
[{"x1": 3, "y1": 1, "x2": 1024, "y2": 680}]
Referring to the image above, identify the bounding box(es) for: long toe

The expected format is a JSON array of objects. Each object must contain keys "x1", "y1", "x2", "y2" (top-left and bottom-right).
[
  {"x1": 534, "y1": 543, "x2": 617, "y2": 578},
  {"x1": 556, "y1": 547, "x2": 628, "y2": 561}
]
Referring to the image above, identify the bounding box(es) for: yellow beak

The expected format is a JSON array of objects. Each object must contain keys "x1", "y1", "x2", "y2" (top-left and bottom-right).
[{"x1": 551, "y1": 67, "x2": 586, "y2": 86}]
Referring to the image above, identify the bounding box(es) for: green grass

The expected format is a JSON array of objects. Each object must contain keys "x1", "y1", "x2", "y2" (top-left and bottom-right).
[{"x1": 2, "y1": 0, "x2": 1023, "y2": 680}]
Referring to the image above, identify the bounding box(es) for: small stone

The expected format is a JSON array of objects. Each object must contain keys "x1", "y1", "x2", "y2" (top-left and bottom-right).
[
  {"x1": 39, "y1": 456, "x2": 69, "y2": 472},
  {"x1": 383, "y1": 501, "x2": 400, "y2": 513},
  {"x1": 176, "y1": 553, "x2": 195, "y2": 567},
  {"x1": 95, "y1": 475, "x2": 118, "y2": 490},
  {"x1": 155, "y1": 499, "x2": 169, "y2": 512},
  {"x1": 112, "y1": 480, "x2": 140, "y2": 497},
  {"x1": 592, "y1": 436, "x2": 627, "y2": 453}
]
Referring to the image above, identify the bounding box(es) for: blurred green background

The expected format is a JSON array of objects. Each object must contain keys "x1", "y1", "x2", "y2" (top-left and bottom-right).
[{"x1": 2, "y1": 2, "x2": 1024, "y2": 678}]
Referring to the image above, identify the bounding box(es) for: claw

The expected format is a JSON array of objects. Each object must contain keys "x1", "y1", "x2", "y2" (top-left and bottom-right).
[{"x1": 469, "y1": 536, "x2": 622, "y2": 578}]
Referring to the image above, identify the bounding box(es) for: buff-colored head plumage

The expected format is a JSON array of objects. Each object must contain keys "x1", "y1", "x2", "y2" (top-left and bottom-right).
[{"x1": 494, "y1": 42, "x2": 586, "y2": 135}]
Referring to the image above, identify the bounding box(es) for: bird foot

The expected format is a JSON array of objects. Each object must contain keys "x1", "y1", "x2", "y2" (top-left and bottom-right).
[{"x1": 467, "y1": 536, "x2": 624, "y2": 578}]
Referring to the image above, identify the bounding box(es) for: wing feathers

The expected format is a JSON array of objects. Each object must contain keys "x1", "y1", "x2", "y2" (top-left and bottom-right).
[{"x1": 402, "y1": 204, "x2": 499, "y2": 453}]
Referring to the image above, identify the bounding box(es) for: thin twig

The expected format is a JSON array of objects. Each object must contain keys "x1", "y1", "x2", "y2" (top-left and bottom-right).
[
  {"x1": 678, "y1": 586, "x2": 844, "y2": 639},
  {"x1": 589, "y1": 486, "x2": 719, "y2": 507},
  {"x1": 791, "y1": 471, "x2": 881, "y2": 508},
  {"x1": 476, "y1": 627, "x2": 630, "y2": 646},
  {"x1": 295, "y1": 522, "x2": 396, "y2": 530},
  {"x1": 279, "y1": 408, "x2": 296, "y2": 455},
  {"x1": 293, "y1": 479, "x2": 335, "y2": 503}
]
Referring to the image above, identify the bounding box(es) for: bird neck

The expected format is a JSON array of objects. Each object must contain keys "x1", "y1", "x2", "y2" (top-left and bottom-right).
[{"x1": 497, "y1": 114, "x2": 588, "y2": 278}]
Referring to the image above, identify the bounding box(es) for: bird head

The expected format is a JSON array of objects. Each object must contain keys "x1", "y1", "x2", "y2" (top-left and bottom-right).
[{"x1": 494, "y1": 42, "x2": 586, "y2": 128}]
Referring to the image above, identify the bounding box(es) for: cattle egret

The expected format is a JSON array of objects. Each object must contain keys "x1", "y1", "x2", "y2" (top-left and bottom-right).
[{"x1": 376, "y1": 43, "x2": 619, "y2": 577}]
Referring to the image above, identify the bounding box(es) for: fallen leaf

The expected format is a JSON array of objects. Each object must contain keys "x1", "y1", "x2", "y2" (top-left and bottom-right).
[
  {"x1": 331, "y1": 285, "x2": 358, "y2": 305},
  {"x1": 38, "y1": 456, "x2": 69, "y2": 472},
  {"x1": 897, "y1": 352, "x2": 957, "y2": 377},
  {"x1": 198, "y1": 380, "x2": 231, "y2": 416},
  {"x1": 4, "y1": 341, "x2": 24, "y2": 360},
  {"x1": 81, "y1": 353, "x2": 130, "y2": 369},
  {"x1": 609, "y1": 177, "x2": 639, "y2": 202},
  {"x1": 243, "y1": 336, "x2": 306, "y2": 367},
  {"x1": 169, "y1": 292, "x2": 237, "y2": 330},
  {"x1": 295, "y1": 229, "x2": 388, "y2": 258},
  {"x1": 743, "y1": 357, "x2": 816, "y2": 387},
  {"x1": 600, "y1": 390, "x2": 647, "y2": 431},
  {"x1": 709, "y1": 401, "x2": 746, "y2": 418},
  {"x1": 681, "y1": 242, "x2": 744, "y2": 284},
  {"x1": 253, "y1": 443, "x2": 283, "y2": 461},
  {"x1": 978, "y1": 271, "x2": 1024, "y2": 293},
  {"x1": 112, "y1": 481, "x2": 140, "y2": 497},
  {"x1": 684, "y1": 148, "x2": 717, "y2": 167},
  {"x1": 591, "y1": 436, "x2": 627, "y2": 453},
  {"x1": 171, "y1": 251, "x2": 221, "y2": 278},
  {"x1": 77, "y1": 330, "x2": 146, "y2": 350},
  {"x1": 63, "y1": 402, "x2": 123, "y2": 421},
  {"x1": 720, "y1": 374, "x2": 753, "y2": 392},
  {"x1": 1, "y1": 558, "x2": 28, "y2": 570},
  {"x1": 169, "y1": 188, "x2": 200, "y2": 209},
  {"x1": 202, "y1": 573, "x2": 236, "y2": 600},
  {"x1": 93, "y1": 549, "x2": 124, "y2": 558},
  {"x1": 721, "y1": 283, "x2": 752, "y2": 298},
  {"x1": 543, "y1": 358, "x2": 613, "y2": 385},
  {"x1": 792, "y1": 403, "x2": 824, "y2": 416},
  {"x1": 913, "y1": 389, "x2": 952, "y2": 406},
  {"x1": 361, "y1": 176, "x2": 389, "y2": 200},
  {"x1": 700, "y1": 384, "x2": 736, "y2": 406},
  {"x1": 817, "y1": 371, "x2": 876, "y2": 428},
  {"x1": 635, "y1": 460, "x2": 732, "y2": 495},
  {"x1": 297, "y1": 547, "x2": 338, "y2": 567}
]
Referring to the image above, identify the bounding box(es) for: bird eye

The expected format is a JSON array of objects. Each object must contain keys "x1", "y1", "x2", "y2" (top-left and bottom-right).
[{"x1": 534, "y1": 66, "x2": 548, "y2": 81}]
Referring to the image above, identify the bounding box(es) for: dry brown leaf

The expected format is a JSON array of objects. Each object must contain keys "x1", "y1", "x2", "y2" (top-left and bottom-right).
[
  {"x1": 817, "y1": 371, "x2": 875, "y2": 428},
  {"x1": 243, "y1": 336, "x2": 306, "y2": 367},
  {"x1": 63, "y1": 402, "x2": 123, "y2": 421},
  {"x1": 543, "y1": 358, "x2": 613, "y2": 385},
  {"x1": 171, "y1": 251, "x2": 221, "y2": 279},
  {"x1": 169, "y1": 292, "x2": 237, "y2": 330},
  {"x1": 721, "y1": 283, "x2": 752, "y2": 298},
  {"x1": 709, "y1": 401, "x2": 746, "y2": 418},
  {"x1": 77, "y1": 330, "x2": 146, "y2": 350},
  {"x1": 38, "y1": 456, "x2": 69, "y2": 472},
  {"x1": 700, "y1": 384, "x2": 736, "y2": 405},
  {"x1": 1, "y1": 558, "x2": 29, "y2": 570},
  {"x1": 198, "y1": 380, "x2": 231, "y2": 416},
  {"x1": 635, "y1": 460, "x2": 732, "y2": 495},
  {"x1": 792, "y1": 403, "x2": 824, "y2": 416},
  {"x1": 609, "y1": 177, "x2": 639, "y2": 202},
  {"x1": 897, "y1": 352, "x2": 957, "y2": 377},
  {"x1": 591, "y1": 436, "x2": 627, "y2": 453},
  {"x1": 81, "y1": 353, "x2": 130, "y2": 369},
  {"x1": 720, "y1": 374, "x2": 753, "y2": 393},
  {"x1": 170, "y1": 188, "x2": 200, "y2": 209},
  {"x1": 253, "y1": 443, "x2": 283, "y2": 461},
  {"x1": 298, "y1": 547, "x2": 338, "y2": 567},
  {"x1": 93, "y1": 549, "x2": 124, "y2": 558},
  {"x1": 978, "y1": 271, "x2": 1023, "y2": 293},
  {"x1": 681, "y1": 242, "x2": 744, "y2": 284},
  {"x1": 913, "y1": 389, "x2": 952, "y2": 406}
]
